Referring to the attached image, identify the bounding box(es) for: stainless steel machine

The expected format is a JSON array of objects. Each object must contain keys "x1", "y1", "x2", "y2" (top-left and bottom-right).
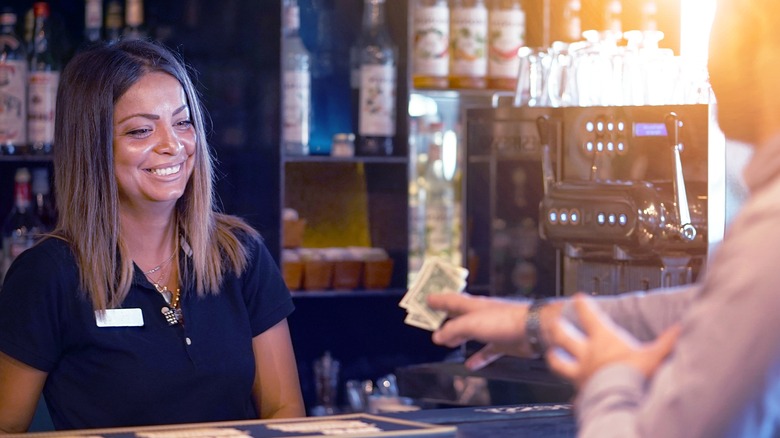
[{"x1": 464, "y1": 103, "x2": 726, "y2": 297}]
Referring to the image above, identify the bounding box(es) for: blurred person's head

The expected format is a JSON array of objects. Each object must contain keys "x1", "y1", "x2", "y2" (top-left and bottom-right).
[{"x1": 709, "y1": 0, "x2": 780, "y2": 146}]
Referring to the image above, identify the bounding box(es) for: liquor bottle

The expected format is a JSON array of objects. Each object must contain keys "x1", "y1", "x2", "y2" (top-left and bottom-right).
[
  {"x1": 352, "y1": 0, "x2": 397, "y2": 156},
  {"x1": 31, "y1": 167, "x2": 56, "y2": 231},
  {"x1": 124, "y1": 0, "x2": 146, "y2": 40},
  {"x1": 411, "y1": 0, "x2": 449, "y2": 89},
  {"x1": 449, "y1": 0, "x2": 488, "y2": 89},
  {"x1": 105, "y1": 0, "x2": 123, "y2": 43},
  {"x1": 281, "y1": 0, "x2": 311, "y2": 156},
  {"x1": 84, "y1": 0, "x2": 103, "y2": 43},
  {"x1": 422, "y1": 123, "x2": 456, "y2": 262},
  {"x1": 27, "y1": 1, "x2": 59, "y2": 156},
  {"x1": 1, "y1": 168, "x2": 43, "y2": 282},
  {"x1": 309, "y1": 0, "x2": 352, "y2": 155},
  {"x1": 0, "y1": 9, "x2": 28, "y2": 155},
  {"x1": 488, "y1": 0, "x2": 526, "y2": 90}
]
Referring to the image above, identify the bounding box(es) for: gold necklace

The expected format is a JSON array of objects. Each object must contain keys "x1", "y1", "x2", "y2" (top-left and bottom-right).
[
  {"x1": 143, "y1": 247, "x2": 183, "y2": 326},
  {"x1": 144, "y1": 250, "x2": 176, "y2": 275}
]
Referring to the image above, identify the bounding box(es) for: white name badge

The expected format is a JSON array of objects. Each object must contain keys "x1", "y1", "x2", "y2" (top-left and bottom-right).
[{"x1": 95, "y1": 308, "x2": 145, "y2": 327}]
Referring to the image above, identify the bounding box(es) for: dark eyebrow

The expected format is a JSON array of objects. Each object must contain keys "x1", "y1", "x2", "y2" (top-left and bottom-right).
[{"x1": 116, "y1": 105, "x2": 188, "y2": 124}]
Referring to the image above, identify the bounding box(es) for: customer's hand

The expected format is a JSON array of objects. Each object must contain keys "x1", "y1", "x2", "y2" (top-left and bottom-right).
[
  {"x1": 546, "y1": 294, "x2": 681, "y2": 389},
  {"x1": 428, "y1": 293, "x2": 532, "y2": 370}
]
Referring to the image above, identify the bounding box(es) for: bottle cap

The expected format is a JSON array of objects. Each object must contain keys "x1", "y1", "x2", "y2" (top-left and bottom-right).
[
  {"x1": 33, "y1": 2, "x2": 50, "y2": 18},
  {"x1": 14, "y1": 167, "x2": 31, "y2": 183},
  {"x1": 331, "y1": 133, "x2": 355, "y2": 157}
]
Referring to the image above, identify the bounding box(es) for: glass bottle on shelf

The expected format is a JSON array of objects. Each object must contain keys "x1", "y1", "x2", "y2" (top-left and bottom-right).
[
  {"x1": 27, "y1": 1, "x2": 59, "y2": 156},
  {"x1": 310, "y1": 0, "x2": 352, "y2": 155},
  {"x1": 31, "y1": 167, "x2": 56, "y2": 231},
  {"x1": 1, "y1": 168, "x2": 43, "y2": 283},
  {"x1": 449, "y1": 0, "x2": 488, "y2": 89},
  {"x1": 487, "y1": 0, "x2": 525, "y2": 90},
  {"x1": 351, "y1": 0, "x2": 397, "y2": 156},
  {"x1": 84, "y1": 0, "x2": 103, "y2": 42},
  {"x1": 123, "y1": 0, "x2": 146, "y2": 40},
  {"x1": 411, "y1": 0, "x2": 449, "y2": 90},
  {"x1": 281, "y1": 0, "x2": 311, "y2": 156},
  {"x1": 0, "y1": 9, "x2": 28, "y2": 155},
  {"x1": 422, "y1": 122, "x2": 457, "y2": 264}
]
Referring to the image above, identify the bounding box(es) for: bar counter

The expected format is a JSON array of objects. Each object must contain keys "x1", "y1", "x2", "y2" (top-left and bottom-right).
[
  {"x1": 386, "y1": 403, "x2": 577, "y2": 437},
  {"x1": 24, "y1": 403, "x2": 576, "y2": 437}
]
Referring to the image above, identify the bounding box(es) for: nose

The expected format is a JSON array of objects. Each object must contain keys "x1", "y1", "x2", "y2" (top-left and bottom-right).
[{"x1": 156, "y1": 126, "x2": 184, "y2": 154}]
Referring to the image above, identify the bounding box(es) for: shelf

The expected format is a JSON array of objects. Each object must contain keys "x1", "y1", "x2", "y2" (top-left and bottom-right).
[
  {"x1": 411, "y1": 88, "x2": 516, "y2": 100},
  {"x1": 283, "y1": 156, "x2": 408, "y2": 164},
  {"x1": 291, "y1": 288, "x2": 406, "y2": 298},
  {"x1": 0, "y1": 155, "x2": 54, "y2": 163}
]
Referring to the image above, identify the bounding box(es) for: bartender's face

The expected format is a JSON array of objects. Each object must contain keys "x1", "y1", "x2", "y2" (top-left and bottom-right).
[{"x1": 113, "y1": 72, "x2": 196, "y2": 211}]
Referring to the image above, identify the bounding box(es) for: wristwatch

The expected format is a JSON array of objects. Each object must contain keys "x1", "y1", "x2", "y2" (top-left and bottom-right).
[{"x1": 525, "y1": 299, "x2": 547, "y2": 357}]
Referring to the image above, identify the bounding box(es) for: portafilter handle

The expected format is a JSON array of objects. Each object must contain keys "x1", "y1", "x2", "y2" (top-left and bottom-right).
[
  {"x1": 665, "y1": 112, "x2": 697, "y2": 241},
  {"x1": 536, "y1": 115, "x2": 555, "y2": 196}
]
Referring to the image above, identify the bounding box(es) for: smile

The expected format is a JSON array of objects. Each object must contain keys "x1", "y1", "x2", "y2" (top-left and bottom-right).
[{"x1": 147, "y1": 164, "x2": 182, "y2": 176}]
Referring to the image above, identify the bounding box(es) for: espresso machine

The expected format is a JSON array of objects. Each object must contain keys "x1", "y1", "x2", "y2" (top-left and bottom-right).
[
  {"x1": 462, "y1": 103, "x2": 725, "y2": 297},
  {"x1": 397, "y1": 103, "x2": 728, "y2": 407}
]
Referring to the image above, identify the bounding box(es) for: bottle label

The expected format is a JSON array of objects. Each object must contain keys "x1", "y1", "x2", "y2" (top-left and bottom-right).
[
  {"x1": 28, "y1": 71, "x2": 58, "y2": 145},
  {"x1": 451, "y1": 7, "x2": 488, "y2": 77},
  {"x1": 282, "y1": 70, "x2": 311, "y2": 145},
  {"x1": 359, "y1": 64, "x2": 396, "y2": 137},
  {"x1": 0, "y1": 60, "x2": 27, "y2": 146},
  {"x1": 14, "y1": 180, "x2": 31, "y2": 210},
  {"x1": 86, "y1": 0, "x2": 103, "y2": 29},
  {"x1": 488, "y1": 10, "x2": 525, "y2": 79},
  {"x1": 284, "y1": 5, "x2": 300, "y2": 32},
  {"x1": 413, "y1": 6, "x2": 449, "y2": 77}
]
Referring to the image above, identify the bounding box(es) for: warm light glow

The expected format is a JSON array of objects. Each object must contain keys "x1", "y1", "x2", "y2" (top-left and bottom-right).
[
  {"x1": 680, "y1": 0, "x2": 717, "y2": 66},
  {"x1": 442, "y1": 130, "x2": 457, "y2": 181}
]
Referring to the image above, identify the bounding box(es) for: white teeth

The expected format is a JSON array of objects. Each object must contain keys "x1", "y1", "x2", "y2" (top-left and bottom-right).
[{"x1": 149, "y1": 164, "x2": 181, "y2": 176}]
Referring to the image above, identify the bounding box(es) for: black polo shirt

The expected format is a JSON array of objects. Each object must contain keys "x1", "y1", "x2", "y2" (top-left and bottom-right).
[{"x1": 0, "y1": 234, "x2": 294, "y2": 430}]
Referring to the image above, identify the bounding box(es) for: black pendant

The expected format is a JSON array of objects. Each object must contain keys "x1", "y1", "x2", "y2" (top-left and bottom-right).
[{"x1": 161, "y1": 306, "x2": 182, "y2": 326}]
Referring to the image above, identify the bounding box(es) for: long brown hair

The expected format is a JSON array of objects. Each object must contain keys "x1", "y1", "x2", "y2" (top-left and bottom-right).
[{"x1": 53, "y1": 40, "x2": 257, "y2": 310}]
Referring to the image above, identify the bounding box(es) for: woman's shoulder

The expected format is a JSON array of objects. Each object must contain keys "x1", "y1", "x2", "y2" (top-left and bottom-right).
[
  {"x1": 4, "y1": 235, "x2": 78, "y2": 289},
  {"x1": 21, "y1": 235, "x2": 75, "y2": 263}
]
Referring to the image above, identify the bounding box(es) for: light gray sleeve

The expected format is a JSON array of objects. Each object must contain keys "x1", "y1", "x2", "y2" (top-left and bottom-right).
[
  {"x1": 570, "y1": 185, "x2": 780, "y2": 438},
  {"x1": 561, "y1": 284, "x2": 700, "y2": 341}
]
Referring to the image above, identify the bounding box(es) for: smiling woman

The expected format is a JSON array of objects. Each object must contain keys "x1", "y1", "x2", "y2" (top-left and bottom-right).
[{"x1": 0, "y1": 40, "x2": 305, "y2": 431}]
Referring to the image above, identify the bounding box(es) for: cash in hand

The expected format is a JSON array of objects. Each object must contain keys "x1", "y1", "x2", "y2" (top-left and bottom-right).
[{"x1": 400, "y1": 257, "x2": 468, "y2": 331}]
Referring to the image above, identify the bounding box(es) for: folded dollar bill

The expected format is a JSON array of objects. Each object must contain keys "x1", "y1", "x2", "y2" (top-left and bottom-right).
[{"x1": 400, "y1": 257, "x2": 468, "y2": 331}]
